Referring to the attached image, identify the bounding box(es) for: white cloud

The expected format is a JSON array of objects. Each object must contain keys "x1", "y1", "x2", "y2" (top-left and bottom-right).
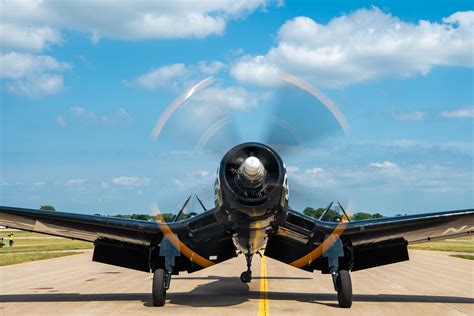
[
  {"x1": 32, "y1": 181, "x2": 46, "y2": 187},
  {"x1": 66, "y1": 178, "x2": 87, "y2": 185},
  {"x1": 440, "y1": 107, "x2": 474, "y2": 118},
  {"x1": 369, "y1": 161, "x2": 399, "y2": 169},
  {"x1": 392, "y1": 111, "x2": 425, "y2": 121},
  {"x1": 230, "y1": 55, "x2": 282, "y2": 87},
  {"x1": 112, "y1": 176, "x2": 151, "y2": 187},
  {"x1": 70, "y1": 107, "x2": 132, "y2": 124},
  {"x1": 56, "y1": 115, "x2": 66, "y2": 127},
  {"x1": 1, "y1": 1, "x2": 274, "y2": 46},
  {"x1": 0, "y1": 23, "x2": 62, "y2": 52},
  {"x1": 125, "y1": 61, "x2": 226, "y2": 89},
  {"x1": 231, "y1": 8, "x2": 474, "y2": 87},
  {"x1": 126, "y1": 63, "x2": 188, "y2": 89},
  {"x1": 190, "y1": 86, "x2": 259, "y2": 118},
  {"x1": 192, "y1": 170, "x2": 210, "y2": 177},
  {"x1": 286, "y1": 165, "x2": 300, "y2": 173},
  {"x1": 0, "y1": 52, "x2": 71, "y2": 97},
  {"x1": 305, "y1": 167, "x2": 324, "y2": 175},
  {"x1": 197, "y1": 61, "x2": 226, "y2": 75},
  {"x1": 294, "y1": 167, "x2": 335, "y2": 188}
]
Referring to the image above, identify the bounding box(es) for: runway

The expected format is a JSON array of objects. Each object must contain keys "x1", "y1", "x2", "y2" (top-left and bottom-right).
[{"x1": 0, "y1": 250, "x2": 473, "y2": 315}]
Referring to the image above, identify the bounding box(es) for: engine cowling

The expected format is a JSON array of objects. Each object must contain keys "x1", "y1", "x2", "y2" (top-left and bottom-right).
[{"x1": 215, "y1": 142, "x2": 288, "y2": 218}]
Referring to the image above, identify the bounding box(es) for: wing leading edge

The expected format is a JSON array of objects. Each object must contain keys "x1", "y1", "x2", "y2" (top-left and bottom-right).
[
  {"x1": 0, "y1": 206, "x2": 236, "y2": 273},
  {"x1": 265, "y1": 208, "x2": 474, "y2": 272}
]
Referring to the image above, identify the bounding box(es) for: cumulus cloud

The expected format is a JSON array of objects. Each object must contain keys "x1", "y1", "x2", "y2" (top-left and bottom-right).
[
  {"x1": 1, "y1": 0, "x2": 274, "y2": 47},
  {"x1": 125, "y1": 61, "x2": 226, "y2": 89},
  {"x1": 0, "y1": 52, "x2": 71, "y2": 97},
  {"x1": 125, "y1": 63, "x2": 188, "y2": 89},
  {"x1": 70, "y1": 107, "x2": 132, "y2": 124},
  {"x1": 369, "y1": 161, "x2": 399, "y2": 169},
  {"x1": 190, "y1": 86, "x2": 260, "y2": 117},
  {"x1": 192, "y1": 170, "x2": 210, "y2": 177},
  {"x1": 292, "y1": 167, "x2": 335, "y2": 188},
  {"x1": 66, "y1": 178, "x2": 87, "y2": 185},
  {"x1": 286, "y1": 165, "x2": 300, "y2": 173},
  {"x1": 112, "y1": 176, "x2": 151, "y2": 187},
  {"x1": 440, "y1": 106, "x2": 474, "y2": 118},
  {"x1": 0, "y1": 23, "x2": 62, "y2": 52},
  {"x1": 231, "y1": 8, "x2": 474, "y2": 87}
]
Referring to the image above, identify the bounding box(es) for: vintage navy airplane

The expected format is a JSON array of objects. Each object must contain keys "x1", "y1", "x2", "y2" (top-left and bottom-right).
[
  {"x1": 1, "y1": 76, "x2": 473, "y2": 308},
  {"x1": 0, "y1": 141, "x2": 473, "y2": 308}
]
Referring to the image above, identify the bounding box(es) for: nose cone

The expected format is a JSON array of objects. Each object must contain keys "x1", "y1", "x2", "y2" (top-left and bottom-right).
[{"x1": 241, "y1": 156, "x2": 265, "y2": 181}]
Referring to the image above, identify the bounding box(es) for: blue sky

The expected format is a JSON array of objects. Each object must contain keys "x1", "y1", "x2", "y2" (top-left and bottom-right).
[{"x1": 1, "y1": 1, "x2": 473, "y2": 216}]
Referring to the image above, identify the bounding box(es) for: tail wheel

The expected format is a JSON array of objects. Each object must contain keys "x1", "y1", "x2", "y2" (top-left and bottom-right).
[
  {"x1": 152, "y1": 268, "x2": 166, "y2": 306},
  {"x1": 336, "y1": 270, "x2": 352, "y2": 308},
  {"x1": 240, "y1": 271, "x2": 252, "y2": 283}
]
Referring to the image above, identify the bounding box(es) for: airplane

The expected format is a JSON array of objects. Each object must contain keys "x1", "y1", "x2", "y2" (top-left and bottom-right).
[{"x1": 1, "y1": 141, "x2": 473, "y2": 308}]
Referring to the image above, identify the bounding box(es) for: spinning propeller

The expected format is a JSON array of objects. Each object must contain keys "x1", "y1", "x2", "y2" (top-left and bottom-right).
[{"x1": 149, "y1": 73, "x2": 352, "y2": 267}]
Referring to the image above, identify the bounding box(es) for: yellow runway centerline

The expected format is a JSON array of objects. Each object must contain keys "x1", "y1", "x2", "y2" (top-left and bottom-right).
[{"x1": 258, "y1": 255, "x2": 269, "y2": 316}]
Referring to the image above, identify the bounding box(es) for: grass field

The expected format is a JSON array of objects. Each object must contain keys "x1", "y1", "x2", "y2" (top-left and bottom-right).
[
  {"x1": 409, "y1": 235, "x2": 474, "y2": 254},
  {"x1": 450, "y1": 254, "x2": 474, "y2": 260},
  {"x1": 0, "y1": 251, "x2": 84, "y2": 266},
  {"x1": 1, "y1": 230, "x2": 472, "y2": 266},
  {"x1": 0, "y1": 230, "x2": 93, "y2": 266}
]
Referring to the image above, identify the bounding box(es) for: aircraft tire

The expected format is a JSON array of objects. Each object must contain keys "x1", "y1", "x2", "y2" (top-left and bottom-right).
[
  {"x1": 336, "y1": 270, "x2": 352, "y2": 308},
  {"x1": 240, "y1": 271, "x2": 252, "y2": 283},
  {"x1": 152, "y1": 268, "x2": 166, "y2": 306}
]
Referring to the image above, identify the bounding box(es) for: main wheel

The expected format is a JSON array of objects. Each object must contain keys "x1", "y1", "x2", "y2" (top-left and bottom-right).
[
  {"x1": 152, "y1": 268, "x2": 166, "y2": 306},
  {"x1": 336, "y1": 270, "x2": 352, "y2": 308},
  {"x1": 240, "y1": 271, "x2": 252, "y2": 283}
]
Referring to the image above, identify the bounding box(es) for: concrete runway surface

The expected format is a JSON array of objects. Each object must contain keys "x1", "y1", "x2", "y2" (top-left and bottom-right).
[{"x1": 0, "y1": 250, "x2": 473, "y2": 316}]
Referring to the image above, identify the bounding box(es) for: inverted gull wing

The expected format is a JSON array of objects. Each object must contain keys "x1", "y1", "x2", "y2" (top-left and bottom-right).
[
  {"x1": 0, "y1": 206, "x2": 236, "y2": 272},
  {"x1": 0, "y1": 206, "x2": 176, "y2": 245},
  {"x1": 265, "y1": 208, "x2": 474, "y2": 272}
]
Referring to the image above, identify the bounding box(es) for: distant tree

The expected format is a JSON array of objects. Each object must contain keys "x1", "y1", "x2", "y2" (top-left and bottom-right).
[
  {"x1": 178, "y1": 212, "x2": 198, "y2": 221},
  {"x1": 303, "y1": 207, "x2": 342, "y2": 221},
  {"x1": 351, "y1": 212, "x2": 373, "y2": 220},
  {"x1": 154, "y1": 213, "x2": 175, "y2": 222},
  {"x1": 303, "y1": 207, "x2": 324, "y2": 218},
  {"x1": 40, "y1": 205, "x2": 56, "y2": 211},
  {"x1": 351, "y1": 212, "x2": 385, "y2": 220}
]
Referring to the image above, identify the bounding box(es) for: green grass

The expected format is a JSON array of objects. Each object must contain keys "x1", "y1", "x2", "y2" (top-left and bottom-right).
[
  {"x1": 0, "y1": 251, "x2": 83, "y2": 266},
  {"x1": 409, "y1": 235, "x2": 474, "y2": 253},
  {"x1": 450, "y1": 254, "x2": 474, "y2": 260},
  {"x1": 0, "y1": 230, "x2": 53, "y2": 238},
  {"x1": 0, "y1": 240, "x2": 93, "y2": 253},
  {"x1": 0, "y1": 230, "x2": 93, "y2": 266}
]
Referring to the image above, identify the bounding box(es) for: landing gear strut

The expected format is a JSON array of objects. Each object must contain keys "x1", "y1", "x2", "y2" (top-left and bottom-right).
[
  {"x1": 152, "y1": 268, "x2": 172, "y2": 306},
  {"x1": 240, "y1": 253, "x2": 253, "y2": 283},
  {"x1": 331, "y1": 270, "x2": 352, "y2": 308}
]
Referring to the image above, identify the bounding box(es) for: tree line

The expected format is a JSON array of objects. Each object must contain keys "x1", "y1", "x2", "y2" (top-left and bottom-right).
[
  {"x1": 40, "y1": 204, "x2": 383, "y2": 222},
  {"x1": 303, "y1": 207, "x2": 384, "y2": 221}
]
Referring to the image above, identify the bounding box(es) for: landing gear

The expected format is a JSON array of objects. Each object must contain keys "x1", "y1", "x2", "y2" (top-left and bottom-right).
[
  {"x1": 332, "y1": 270, "x2": 352, "y2": 308},
  {"x1": 240, "y1": 270, "x2": 252, "y2": 283},
  {"x1": 152, "y1": 268, "x2": 172, "y2": 306},
  {"x1": 240, "y1": 253, "x2": 253, "y2": 283}
]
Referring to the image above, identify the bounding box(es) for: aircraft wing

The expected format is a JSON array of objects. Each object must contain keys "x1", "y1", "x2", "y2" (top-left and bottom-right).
[
  {"x1": 0, "y1": 206, "x2": 236, "y2": 272},
  {"x1": 265, "y1": 208, "x2": 474, "y2": 272}
]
